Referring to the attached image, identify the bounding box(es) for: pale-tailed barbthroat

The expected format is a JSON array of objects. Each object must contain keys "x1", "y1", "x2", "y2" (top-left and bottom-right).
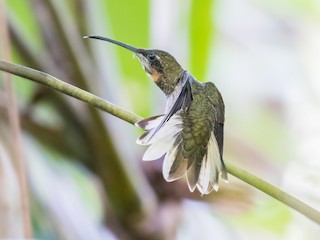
[{"x1": 84, "y1": 35, "x2": 228, "y2": 194}]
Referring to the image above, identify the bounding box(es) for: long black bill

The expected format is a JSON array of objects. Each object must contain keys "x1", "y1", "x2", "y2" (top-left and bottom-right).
[{"x1": 83, "y1": 35, "x2": 138, "y2": 53}]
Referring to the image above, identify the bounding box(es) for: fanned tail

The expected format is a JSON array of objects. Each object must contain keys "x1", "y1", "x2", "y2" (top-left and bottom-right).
[{"x1": 136, "y1": 116, "x2": 227, "y2": 194}]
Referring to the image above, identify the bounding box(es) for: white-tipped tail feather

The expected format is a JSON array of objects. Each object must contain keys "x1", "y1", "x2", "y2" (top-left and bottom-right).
[
  {"x1": 196, "y1": 132, "x2": 224, "y2": 194},
  {"x1": 135, "y1": 115, "x2": 165, "y2": 131}
]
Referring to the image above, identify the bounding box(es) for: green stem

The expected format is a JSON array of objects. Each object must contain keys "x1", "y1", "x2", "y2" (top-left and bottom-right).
[
  {"x1": 226, "y1": 163, "x2": 320, "y2": 223},
  {"x1": 0, "y1": 60, "x2": 141, "y2": 124},
  {"x1": 1, "y1": 59, "x2": 319, "y2": 224}
]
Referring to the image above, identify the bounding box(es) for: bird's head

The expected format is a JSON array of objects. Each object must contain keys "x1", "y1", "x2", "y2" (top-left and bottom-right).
[{"x1": 84, "y1": 36, "x2": 184, "y2": 95}]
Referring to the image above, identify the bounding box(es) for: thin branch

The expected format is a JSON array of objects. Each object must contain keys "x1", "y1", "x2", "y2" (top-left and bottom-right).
[
  {"x1": 226, "y1": 164, "x2": 320, "y2": 223},
  {"x1": 0, "y1": 60, "x2": 141, "y2": 124},
  {"x1": 1, "y1": 60, "x2": 319, "y2": 224}
]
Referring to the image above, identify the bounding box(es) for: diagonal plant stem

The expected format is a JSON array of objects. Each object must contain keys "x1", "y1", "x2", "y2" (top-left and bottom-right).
[
  {"x1": 1, "y1": 59, "x2": 320, "y2": 224},
  {"x1": 0, "y1": 60, "x2": 142, "y2": 124},
  {"x1": 226, "y1": 164, "x2": 320, "y2": 224}
]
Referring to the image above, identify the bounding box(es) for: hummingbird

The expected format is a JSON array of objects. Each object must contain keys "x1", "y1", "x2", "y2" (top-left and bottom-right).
[{"x1": 84, "y1": 35, "x2": 228, "y2": 194}]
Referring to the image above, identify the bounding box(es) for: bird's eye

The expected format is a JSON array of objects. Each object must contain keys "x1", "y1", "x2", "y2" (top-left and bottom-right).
[{"x1": 147, "y1": 52, "x2": 156, "y2": 61}]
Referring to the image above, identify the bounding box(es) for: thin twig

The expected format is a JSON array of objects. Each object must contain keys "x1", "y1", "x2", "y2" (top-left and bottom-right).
[
  {"x1": 0, "y1": 60, "x2": 319, "y2": 224},
  {"x1": 226, "y1": 164, "x2": 320, "y2": 223},
  {"x1": 0, "y1": 60, "x2": 141, "y2": 124}
]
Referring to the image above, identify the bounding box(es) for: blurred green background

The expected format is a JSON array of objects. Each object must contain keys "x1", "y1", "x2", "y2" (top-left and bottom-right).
[{"x1": 1, "y1": 0, "x2": 320, "y2": 239}]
